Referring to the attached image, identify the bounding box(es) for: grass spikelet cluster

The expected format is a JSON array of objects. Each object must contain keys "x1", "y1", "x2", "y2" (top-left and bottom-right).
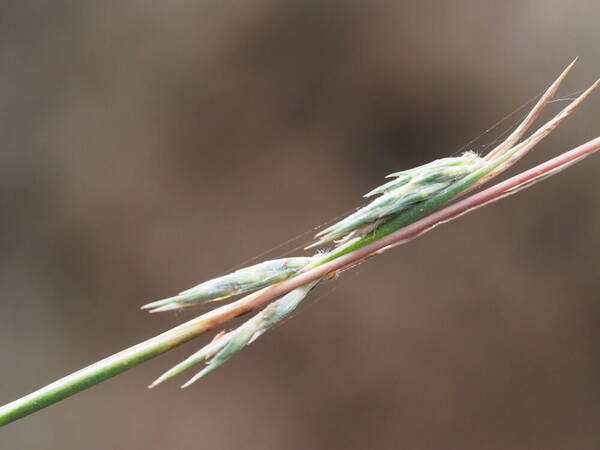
[
  {"x1": 143, "y1": 60, "x2": 598, "y2": 388},
  {"x1": 1, "y1": 60, "x2": 598, "y2": 427}
]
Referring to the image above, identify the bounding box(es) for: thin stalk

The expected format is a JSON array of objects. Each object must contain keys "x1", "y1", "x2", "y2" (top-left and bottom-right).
[
  {"x1": 1, "y1": 136, "x2": 598, "y2": 427},
  {"x1": 0, "y1": 312, "x2": 224, "y2": 426}
]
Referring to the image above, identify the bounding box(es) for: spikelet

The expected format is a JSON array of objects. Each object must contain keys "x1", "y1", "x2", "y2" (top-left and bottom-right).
[
  {"x1": 311, "y1": 152, "x2": 485, "y2": 247},
  {"x1": 142, "y1": 257, "x2": 313, "y2": 312},
  {"x1": 150, "y1": 279, "x2": 320, "y2": 388},
  {"x1": 365, "y1": 152, "x2": 481, "y2": 197}
]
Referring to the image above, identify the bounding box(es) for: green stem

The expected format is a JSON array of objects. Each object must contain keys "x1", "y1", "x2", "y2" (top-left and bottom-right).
[{"x1": 0, "y1": 315, "x2": 213, "y2": 426}]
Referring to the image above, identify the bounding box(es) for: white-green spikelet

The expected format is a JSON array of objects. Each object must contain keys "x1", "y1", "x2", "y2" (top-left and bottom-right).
[
  {"x1": 311, "y1": 152, "x2": 484, "y2": 246},
  {"x1": 142, "y1": 257, "x2": 313, "y2": 312},
  {"x1": 150, "y1": 279, "x2": 320, "y2": 387}
]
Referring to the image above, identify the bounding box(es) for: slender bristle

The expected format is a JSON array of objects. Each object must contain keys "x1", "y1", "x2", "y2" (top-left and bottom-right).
[{"x1": 484, "y1": 59, "x2": 576, "y2": 161}]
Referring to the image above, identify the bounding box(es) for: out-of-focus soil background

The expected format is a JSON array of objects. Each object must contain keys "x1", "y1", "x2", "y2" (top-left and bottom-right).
[{"x1": 1, "y1": 1, "x2": 599, "y2": 449}]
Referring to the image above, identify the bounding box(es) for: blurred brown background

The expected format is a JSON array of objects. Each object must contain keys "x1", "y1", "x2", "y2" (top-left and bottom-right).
[{"x1": 1, "y1": 1, "x2": 599, "y2": 449}]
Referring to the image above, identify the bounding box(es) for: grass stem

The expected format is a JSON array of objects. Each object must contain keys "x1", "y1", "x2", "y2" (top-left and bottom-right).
[{"x1": 1, "y1": 136, "x2": 598, "y2": 427}]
